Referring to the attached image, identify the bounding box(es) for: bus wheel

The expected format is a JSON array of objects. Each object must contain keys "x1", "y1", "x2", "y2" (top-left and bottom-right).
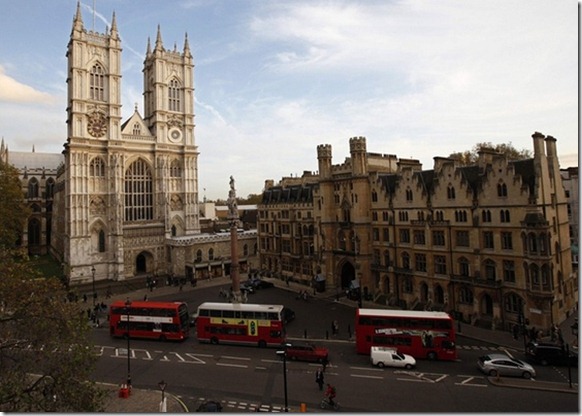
[
  {"x1": 427, "y1": 352, "x2": 437, "y2": 360},
  {"x1": 258, "y1": 340, "x2": 267, "y2": 348},
  {"x1": 211, "y1": 337, "x2": 219, "y2": 345}
]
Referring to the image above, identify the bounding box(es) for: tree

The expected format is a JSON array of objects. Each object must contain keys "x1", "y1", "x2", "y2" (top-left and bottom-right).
[
  {"x1": 0, "y1": 251, "x2": 105, "y2": 411},
  {"x1": 0, "y1": 160, "x2": 105, "y2": 411},
  {"x1": 0, "y1": 160, "x2": 29, "y2": 248},
  {"x1": 448, "y1": 142, "x2": 532, "y2": 165}
]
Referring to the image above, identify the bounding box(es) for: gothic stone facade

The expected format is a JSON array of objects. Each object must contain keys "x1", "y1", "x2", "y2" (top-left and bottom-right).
[
  {"x1": 258, "y1": 134, "x2": 577, "y2": 330},
  {"x1": 1, "y1": 5, "x2": 258, "y2": 285}
]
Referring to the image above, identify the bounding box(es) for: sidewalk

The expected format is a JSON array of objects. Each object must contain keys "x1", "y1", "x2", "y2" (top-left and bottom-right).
[{"x1": 100, "y1": 383, "x2": 187, "y2": 413}]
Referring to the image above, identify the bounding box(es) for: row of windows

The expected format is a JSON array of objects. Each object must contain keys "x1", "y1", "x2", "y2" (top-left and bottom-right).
[
  {"x1": 89, "y1": 157, "x2": 183, "y2": 178},
  {"x1": 25, "y1": 178, "x2": 55, "y2": 199},
  {"x1": 90, "y1": 64, "x2": 183, "y2": 112},
  {"x1": 358, "y1": 317, "x2": 452, "y2": 330},
  {"x1": 198, "y1": 308, "x2": 280, "y2": 321},
  {"x1": 380, "y1": 182, "x2": 509, "y2": 203}
]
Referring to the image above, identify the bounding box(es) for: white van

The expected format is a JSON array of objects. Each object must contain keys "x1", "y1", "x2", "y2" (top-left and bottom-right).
[{"x1": 370, "y1": 346, "x2": 416, "y2": 369}]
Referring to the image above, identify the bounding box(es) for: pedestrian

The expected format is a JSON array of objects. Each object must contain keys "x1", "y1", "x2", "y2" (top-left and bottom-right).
[
  {"x1": 332, "y1": 320, "x2": 339, "y2": 335},
  {"x1": 322, "y1": 357, "x2": 329, "y2": 372},
  {"x1": 315, "y1": 367, "x2": 325, "y2": 390},
  {"x1": 512, "y1": 324, "x2": 519, "y2": 340},
  {"x1": 143, "y1": 294, "x2": 148, "y2": 301}
]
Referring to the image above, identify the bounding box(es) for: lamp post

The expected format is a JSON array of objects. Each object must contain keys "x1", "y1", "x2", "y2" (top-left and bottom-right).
[
  {"x1": 158, "y1": 380, "x2": 167, "y2": 412},
  {"x1": 91, "y1": 265, "x2": 96, "y2": 308},
  {"x1": 352, "y1": 234, "x2": 362, "y2": 308},
  {"x1": 276, "y1": 343, "x2": 291, "y2": 412},
  {"x1": 125, "y1": 298, "x2": 132, "y2": 391}
]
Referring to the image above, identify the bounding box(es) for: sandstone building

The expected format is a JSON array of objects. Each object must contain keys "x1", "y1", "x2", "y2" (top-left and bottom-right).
[{"x1": 258, "y1": 135, "x2": 577, "y2": 330}]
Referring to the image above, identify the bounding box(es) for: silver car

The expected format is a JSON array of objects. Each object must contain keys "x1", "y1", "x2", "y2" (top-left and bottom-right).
[{"x1": 477, "y1": 353, "x2": 536, "y2": 379}]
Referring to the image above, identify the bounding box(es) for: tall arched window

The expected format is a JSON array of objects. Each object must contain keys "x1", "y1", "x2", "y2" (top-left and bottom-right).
[
  {"x1": 170, "y1": 159, "x2": 182, "y2": 177},
  {"x1": 90, "y1": 64, "x2": 105, "y2": 101},
  {"x1": 208, "y1": 248, "x2": 214, "y2": 261},
  {"x1": 497, "y1": 182, "x2": 508, "y2": 197},
  {"x1": 168, "y1": 78, "x2": 181, "y2": 111},
  {"x1": 28, "y1": 178, "x2": 39, "y2": 199},
  {"x1": 45, "y1": 178, "x2": 55, "y2": 200},
  {"x1": 447, "y1": 185, "x2": 456, "y2": 199},
  {"x1": 90, "y1": 157, "x2": 105, "y2": 177},
  {"x1": 98, "y1": 229, "x2": 106, "y2": 252},
  {"x1": 124, "y1": 159, "x2": 153, "y2": 221},
  {"x1": 28, "y1": 218, "x2": 41, "y2": 246},
  {"x1": 484, "y1": 259, "x2": 496, "y2": 280}
]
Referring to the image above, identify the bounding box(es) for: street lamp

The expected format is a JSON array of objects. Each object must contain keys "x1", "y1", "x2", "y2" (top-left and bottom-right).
[
  {"x1": 353, "y1": 235, "x2": 362, "y2": 309},
  {"x1": 276, "y1": 343, "x2": 291, "y2": 412},
  {"x1": 125, "y1": 298, "x2": 132, "y2": 392},
  {"x1": 158, "y1": 380, "x2": 167, "y2": 412},
  {"x1": 91, "y1": 265, "x2": 96, "y2": 308}
]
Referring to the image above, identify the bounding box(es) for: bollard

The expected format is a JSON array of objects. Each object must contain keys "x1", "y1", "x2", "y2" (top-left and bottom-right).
[
  {"x1": 304, "y1": 329, "x2": 307, "y2": 339},
  {"x1": 300, "y1": 403, "x2": 307, "y2": 412}
]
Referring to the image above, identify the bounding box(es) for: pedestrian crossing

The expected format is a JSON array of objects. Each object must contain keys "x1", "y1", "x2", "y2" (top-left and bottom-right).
[{"x1": 457, "y1": 345, "x2": 518, "y2": 352}]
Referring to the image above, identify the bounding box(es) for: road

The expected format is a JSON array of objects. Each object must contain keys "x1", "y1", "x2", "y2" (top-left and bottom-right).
[{"x1": 90, "y1": 284, "x2": 579, "y2": 412}]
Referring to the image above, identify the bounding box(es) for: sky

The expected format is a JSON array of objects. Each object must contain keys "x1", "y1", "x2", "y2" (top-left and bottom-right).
[{"x1": 0, "y1": 0, "x2": 578, "y2": 201}]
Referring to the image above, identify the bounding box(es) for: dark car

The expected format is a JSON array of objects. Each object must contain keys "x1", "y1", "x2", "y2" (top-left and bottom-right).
[
  {"x1": 244, "y1": 278, "x2": 274, "y2": 290},
  {"x1": 282, "y1": 307, "x2": 295, "y2": 324},
  {"x1": 196, "y1": 400, "x2": 223, "y2": 412},
  {"x1": 525, "y1": 341, "x2": 578, "y2": 367},
  {"x1": 283, "y1": 343, "x2": 329, "y2": 363}
]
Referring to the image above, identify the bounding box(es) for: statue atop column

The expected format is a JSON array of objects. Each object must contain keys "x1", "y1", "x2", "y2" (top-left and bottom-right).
[{"x1": 227, "y1": 175, "x2": 238, "y2": 221}]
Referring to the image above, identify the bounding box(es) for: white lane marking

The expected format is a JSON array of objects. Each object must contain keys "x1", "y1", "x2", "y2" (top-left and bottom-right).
[
  {"x1": 184, "y1": 353, "x2": 206, "y2": 364},
  {"x1": 216, "y1": 362, "x2": 248, "y2": 368},
  {"x1": 221, "y1": 355, "x2": 251, "y2": 361},
  {"x1": 351, "y1": 374, "x2": 384, "y2": 380},
  {"x1": 349, "y1": 366, "x2": 384, "y2": 372}
]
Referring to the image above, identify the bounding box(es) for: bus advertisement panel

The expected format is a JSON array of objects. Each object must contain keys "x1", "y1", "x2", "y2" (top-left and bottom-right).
[
  {"x1": 196, "y1": 302, "x2": 285, "y2": 347},
  {"x1": 109, "y1": 300, "x2": 190, "y2": 341},
  {"x1": 355, "y1": 309, "x2": 457, "y2": 360}
]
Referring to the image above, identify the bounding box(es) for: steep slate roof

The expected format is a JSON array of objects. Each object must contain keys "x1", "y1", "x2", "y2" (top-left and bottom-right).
[{"x1": 261, "y1": 184, "x2": 315, "y2": 204}]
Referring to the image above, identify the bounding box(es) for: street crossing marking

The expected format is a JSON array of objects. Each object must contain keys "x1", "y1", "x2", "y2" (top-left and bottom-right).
[
  {"x1": 351, "y1": 373, "x2": 384, "y2": 380},
  {"x1": 455, "y1": 375, "x2": 487, "y2": 387}
]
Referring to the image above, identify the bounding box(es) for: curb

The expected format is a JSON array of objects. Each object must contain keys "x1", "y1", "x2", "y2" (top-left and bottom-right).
[{"x1": 487, "y1": 376, "x2": 578, "y2": 394}]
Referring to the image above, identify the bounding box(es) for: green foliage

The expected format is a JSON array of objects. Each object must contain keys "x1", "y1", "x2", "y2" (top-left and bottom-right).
[
  {"x1": 0, "y1": 249, "x2": 105, "y2": 412},
  {"x1": 448, "y1": 142, "x2": 532, "y2": 165},
  {"x1": 0, "y1": 161, "x2": 30, "y2": 249}
]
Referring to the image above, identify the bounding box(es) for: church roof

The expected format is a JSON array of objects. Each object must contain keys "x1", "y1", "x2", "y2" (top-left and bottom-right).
[{"x1": 7, "y1": 151, "x2": 63, "y2": 170}]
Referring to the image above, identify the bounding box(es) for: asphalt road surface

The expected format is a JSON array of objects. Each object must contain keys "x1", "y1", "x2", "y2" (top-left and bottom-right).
[{"x1": 90, "y1": 285, "x2": 579, "y2": 412}]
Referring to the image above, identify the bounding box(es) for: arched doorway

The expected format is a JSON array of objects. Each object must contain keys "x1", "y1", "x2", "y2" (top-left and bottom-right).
[
  {"x1": 340, "y1": 262, "x2": 356, "y2": 289},
  {"x1": 420, "y1": 282, "x2": 429, "y2": 302},
  {"x1": 434, "y1": 285, "x2": 444, "y2": 304},
  {"x1": 135, "y1": 251, "x2": 152, "y2": 275},
  {"x1": 480, "y1": 293, "x2": 493, "y2": 316}
]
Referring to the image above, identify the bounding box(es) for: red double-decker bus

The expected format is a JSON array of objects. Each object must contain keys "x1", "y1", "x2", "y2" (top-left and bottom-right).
[
  {"x1": 355, "y1": 309, "x2": 457, "y2": 361},
  {"x1": 109, "y1": 300, "x2": 190, "y2": 341},
  {"x1": 196, "y1": 302, "x2": 285, "y2": 348}
]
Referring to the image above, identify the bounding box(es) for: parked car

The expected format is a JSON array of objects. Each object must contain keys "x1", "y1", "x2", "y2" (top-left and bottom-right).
[
  {"x1": 370, "y1": 346, "x2": 416, "y2": 369},
  {"x1": 477, "y1": 353, "x2": 536, "y2": 379},
  {"x1": 243, "y1": 278, "x2": 274, "y2": 290},
  {"x1": 282, "y1": 343, "x2": 329, "y2": 363},
  {"x1": 282, "y1": 307, "x2": 296, "y2": 324},
  {"x1": 525, "y1": 341, "x2": 578, "y2": 367},
  {"x1": 196, "y1": 400, "x2": 223, "y2": 412}
]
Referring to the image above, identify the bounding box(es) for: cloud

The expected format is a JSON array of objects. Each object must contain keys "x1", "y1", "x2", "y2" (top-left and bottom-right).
[{"x1": 0, "y1": 65, "x2": 55, "y2": 104}]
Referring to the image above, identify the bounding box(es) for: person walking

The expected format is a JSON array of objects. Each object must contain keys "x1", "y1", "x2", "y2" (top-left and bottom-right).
[{"x1": 315, "y1": 367, "x2": 325, "y2": 391}]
